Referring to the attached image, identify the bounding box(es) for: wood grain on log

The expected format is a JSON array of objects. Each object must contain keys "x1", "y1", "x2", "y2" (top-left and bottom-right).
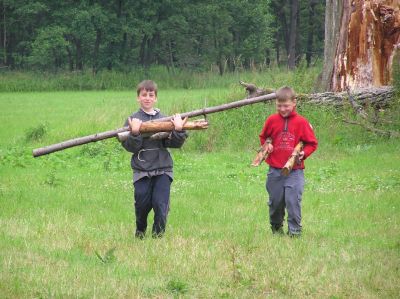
[
  {"x1": 117, "y1": 119, "x2": 208, "y2": 142},
  {"x1": 281, "y1": 142, "x2": 304, "y2": 176},
  {"x1": 251, "y1": 138, "x2": 272, "y2": 167}
]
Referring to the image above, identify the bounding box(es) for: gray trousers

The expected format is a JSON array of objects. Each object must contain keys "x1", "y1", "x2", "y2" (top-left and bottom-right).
[{"x1": 266, "y1": 167, "x2": 305, "y2": 234}]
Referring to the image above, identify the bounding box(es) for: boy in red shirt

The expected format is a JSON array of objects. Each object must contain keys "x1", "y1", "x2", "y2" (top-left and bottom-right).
[{"x1": 259, "y1": 86, "x2": 318, "y2": 237}]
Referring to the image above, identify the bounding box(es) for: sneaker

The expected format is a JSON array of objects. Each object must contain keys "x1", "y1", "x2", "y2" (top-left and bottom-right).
[
  {"x1": 287, "y1": 231, "x2": 301, "y2": 238},
  {"x1": 152, "y1": 231, "x2": 165, "y2": 238},
  {"x1": 271, "y1": 225, "x2": 284, "y2": 235},
  {"x1": 135, "y1": 230, "x2": 145, "y2": 239}
]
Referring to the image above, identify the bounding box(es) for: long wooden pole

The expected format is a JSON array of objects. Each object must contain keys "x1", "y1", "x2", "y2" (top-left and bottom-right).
[{"x1": 32, "y1": 93, "x2": 277, "y2": 157}]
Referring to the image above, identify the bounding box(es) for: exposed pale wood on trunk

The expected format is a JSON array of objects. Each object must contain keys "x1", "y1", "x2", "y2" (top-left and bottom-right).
[{"x1": 320, "y1": 0, "x2": 400, "y2": 91}]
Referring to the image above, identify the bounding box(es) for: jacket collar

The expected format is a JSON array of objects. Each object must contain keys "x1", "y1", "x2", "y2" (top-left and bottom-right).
[{"x1": 139, "y1": 108, "x2": 160, "y2": 116}]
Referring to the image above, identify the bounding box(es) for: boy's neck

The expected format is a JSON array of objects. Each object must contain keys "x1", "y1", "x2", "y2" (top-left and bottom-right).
[{"x1": 141, "y1": 107, "x2": 157, "y2": 115}]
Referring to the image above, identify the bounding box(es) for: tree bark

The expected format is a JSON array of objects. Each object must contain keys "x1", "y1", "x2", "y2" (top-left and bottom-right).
[
  {"x1": 302, "y1": 86, "x2": 394, "y2": 108},
  {"x1": 302, "y1": 86, "x2": 395, "y2": 107},
  {"x1": 271, "y1": 0, "x2": 290, "y2": 54},
  {"x1": 139, "y1": 120, "x2": 208, "y2": 134},
  {"x1": 251, "y1": 137, "x2": 272, "y2": 167},
  {"x1": 2, "y1": 2, "x2": 6, "y2": 66},
  {"x1": 282, "y1": 142, "x2": 304, "y2": 176},
  {"x1": 66, "y1": 45, "x2": 74, "y2": 71},
  {"x1": 306, "y1": 0, "x2": 317, "y2": 67},
  {"x1": 288, "y1": 0, "x2": 299, "y2": 69},
  {"x1": 319, "y1": 0, "x2": 400, "y2": 91},
  {"x1": 33, "y1": 120, "x2": 209, "y2": 158},
  {"x1": 275, "y1": 30, "x2": 280, "y2": 64},
  {"x1": 75, "y1": 38, "x2": 83, "y2": 71},
  {"x1": 139, "y1": 36, "x2": 147, "y2": 66},
  {"x1": 241, "y1": 81, "x2": 394, "y2": 108},
  {"x1": 92, "y1": 30, "x2": 101, "y2": 74},
  {"x1": 317, "y1": 0, "x2": 345, "y2": 91}
]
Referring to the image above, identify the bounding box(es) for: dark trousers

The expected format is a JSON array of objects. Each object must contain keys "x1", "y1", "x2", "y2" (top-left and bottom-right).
[
  {"x1": 266, "y1": 167, "x2": 305, "y2": 235},
  {"x1": 133, "y1": 174, "x2": 171, "y2": 236}
]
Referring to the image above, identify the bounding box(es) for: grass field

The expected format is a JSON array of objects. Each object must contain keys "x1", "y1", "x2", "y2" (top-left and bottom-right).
[{"x1": 1, "y1": 88, "x2": 399, "y2": 298}]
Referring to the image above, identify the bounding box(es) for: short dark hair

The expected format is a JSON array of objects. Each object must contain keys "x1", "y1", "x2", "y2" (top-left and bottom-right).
[
  {"x1": 137, "y1": 80, "x2": 158, "y2": 96},
  {"x1": 276, "y1": 86, "x2": 296, "y2": 102}
]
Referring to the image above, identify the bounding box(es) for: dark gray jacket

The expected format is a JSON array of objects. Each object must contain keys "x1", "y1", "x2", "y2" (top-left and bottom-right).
[{"x1": 121, "y1": 109, "x2": 187, "y2": 172}]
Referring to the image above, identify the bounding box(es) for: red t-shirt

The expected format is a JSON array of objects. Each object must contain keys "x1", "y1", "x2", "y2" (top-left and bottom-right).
[{"x1": 259, "y1": 111, "x2": 318, "y2": 169}]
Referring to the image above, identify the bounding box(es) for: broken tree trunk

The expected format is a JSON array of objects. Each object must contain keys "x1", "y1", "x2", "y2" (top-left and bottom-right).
[
  {"x1": 318, "y1": 0, "x2": 400, "y2": 92},
  {"x1": 32, "y1": 93, "x2": 277, "y2": 157}
]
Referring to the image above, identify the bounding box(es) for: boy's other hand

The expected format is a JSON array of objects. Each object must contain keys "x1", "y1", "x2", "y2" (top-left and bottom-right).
[
  {"x1": 171, "y1": 114, "x2": 187, "y2": 131},
  {"x1": 128, "y1": 117, "x2": 142, "y2": 135}
]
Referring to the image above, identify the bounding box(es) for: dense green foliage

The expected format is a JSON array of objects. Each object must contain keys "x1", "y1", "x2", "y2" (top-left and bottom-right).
[{"x1": 0, "y1": 0, "x2": 325, "y2": 73}]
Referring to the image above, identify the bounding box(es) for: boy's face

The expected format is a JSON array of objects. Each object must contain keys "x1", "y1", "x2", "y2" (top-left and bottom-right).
[
  {"x1": 137, "y1": 89, "x2": 157, "y2": 112},
  {"x1": 276, "y1": 99, "x2": 296, "y2": 117}
]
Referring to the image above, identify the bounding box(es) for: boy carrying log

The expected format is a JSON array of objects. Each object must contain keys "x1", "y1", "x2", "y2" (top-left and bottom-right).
[
  {"x1": 259, "y1": 86, "x2": 318, "y2": 237},
  {"x1": 121, "y1": 80, "x2": 187, "y2": 238}
]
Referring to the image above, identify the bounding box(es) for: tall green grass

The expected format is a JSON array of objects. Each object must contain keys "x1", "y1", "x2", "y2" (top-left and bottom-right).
[
  {"x1": 0, "y1": 70, "x2": 399, "y2": 297},
  {"x1": 0, "y1": 65, "x2": 321, "y2": 92}
]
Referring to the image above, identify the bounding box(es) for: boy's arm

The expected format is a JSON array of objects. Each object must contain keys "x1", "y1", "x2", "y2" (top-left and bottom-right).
[
  {"x1": 163, "y1": 130, "x2": 188, "y2": 148},
  {"x1": 259, "y1": 118, "x2": 271, "y2": 145},
  {"x1": 121, "y1": 118, "x2": 143, "y2": 153},
  {"x1": 301, "y1": 121, "x2": 318, "y2": 159},
  {"x1": 163, "y1": 114, "x2": 188, "y2": 148},
  {"x1": 122, "y1": 134, "x2": 143, "y2": 153}
]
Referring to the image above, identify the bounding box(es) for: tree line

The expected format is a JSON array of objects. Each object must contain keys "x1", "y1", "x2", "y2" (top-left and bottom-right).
[{"x1": 0, "y1": 0, "x2": 325, "y2": 74}]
